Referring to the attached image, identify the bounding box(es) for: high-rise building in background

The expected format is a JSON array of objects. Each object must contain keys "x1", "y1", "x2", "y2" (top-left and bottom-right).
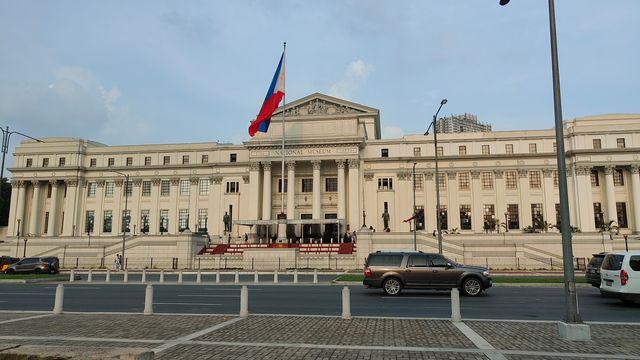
[{"x1": 436, "y1": 113, "x2": 491, "y2": 133}]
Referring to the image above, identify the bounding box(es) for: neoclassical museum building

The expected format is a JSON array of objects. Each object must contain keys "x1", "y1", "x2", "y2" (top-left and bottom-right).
[{"x1": 3, "y1": 93, "x2": 640, "y2": 268}]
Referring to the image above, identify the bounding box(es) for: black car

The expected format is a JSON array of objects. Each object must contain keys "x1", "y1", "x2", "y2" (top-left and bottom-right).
[{"x1": 586, "y1": 253, "x2": 606, "y2": 287}]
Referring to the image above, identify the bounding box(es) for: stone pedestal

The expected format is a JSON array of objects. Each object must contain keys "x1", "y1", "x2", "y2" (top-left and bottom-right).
[{"x1": 558, "y1": 321, "x2": 591, "y2": 341}]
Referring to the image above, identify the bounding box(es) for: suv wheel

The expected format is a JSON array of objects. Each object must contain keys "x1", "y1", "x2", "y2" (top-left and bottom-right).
[
  {"x1": 383, "y1": 277, "x2": 402, "y2": 296},
  {"x1": 461, "y1": 277, "x2": 483, "y2": 296},
  {"x1": 33, "y1": 268, "x2": 42, "y2": 275}
]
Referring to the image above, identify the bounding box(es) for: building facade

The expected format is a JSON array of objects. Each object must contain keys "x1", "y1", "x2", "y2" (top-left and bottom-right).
[
  {"x1": 436, "y1": 113, "x2": 491, "y2": 133},
  {"x1": 6, "y1": 93, "x2": 640, "y2": 248}
]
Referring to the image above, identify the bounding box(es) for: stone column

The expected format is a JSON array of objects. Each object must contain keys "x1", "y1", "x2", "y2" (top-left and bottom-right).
[
  {"x1": 424, "y1": 172, "x2": 435, "y2": 232},
  {"x1": 62, "y1": 180, "x2": 79, "y2": 236},
  {"x1": 150, "y1": 178, "x2": 161, "y2": 234},
  {"x1": 9, "y1": 181, "x2": 26, "y2": 237},
  {"x1": 29, "y1": 181, "x2": 43, "y2": 236},
  {"x1": 337, "y1": 160, "x2": 346, "y2": 222},
  {"x1": 542, "y1": 169, "x2": 557, "y2": 228},
  {"x1": 629, "y1": 165, "x2": 640, "y2": 233},
  {"x1": 517, "y1": 170, "x2": 531, "y2": 228},
  {"x1": 347, "y1": 159, "x2": 360, "y2": 231},
  {"x1": 132, "y1": 179, "x2": 143, "y2": 233},
  {"x1": 604, "y1": 166, "x2": 617, "y2": 224},
  {"x1": 312, "y1": 160, "x2": 322, "y2": 220},
  {"x1": 210, "y1": 176, "x2": 223, "y2": 236},
  {"x1": 95, "y1": 180, "x2": 105, "y2": 235},
  {"x1": 249, "y1": 162, "x2": 262, "y2": 223},
  {"x1": 47, "y1": 180, "x2": 60, "y2": 237},
  {"x1": 447, "y1": 172, "x2": 460, "y2": 231},
  {"x1": 169, "y1": 178, "x2": 180, "y2": 233},
  {"x1": 286, "y1": 161, "x2": 296, "y2": 221},
  {"x1": 114, "y1": 179, "x2": 125, "y2": 234},
  {"x1": 262, "y1": 162, "x2": 272, "y2": 220},
  {"x1": 494, "y1": 170, "x2": 506, "y2": 230},
  {"x1": 470, "y1": 171, "x2": 482, "y2": 233},
  {"x1": 574, "y1": 167, "x2": 595, "y2": 232},
  {"x1": 188, "y1": 177, "x2": 198, "y2": 230}
]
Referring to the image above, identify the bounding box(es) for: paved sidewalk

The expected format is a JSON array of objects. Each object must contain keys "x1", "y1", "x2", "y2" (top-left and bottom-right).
[{"x1": 0, "y1": 312, "x2": 638, "y2": 359}]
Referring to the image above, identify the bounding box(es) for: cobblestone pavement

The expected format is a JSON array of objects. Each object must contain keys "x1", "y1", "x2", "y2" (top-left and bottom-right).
[{"x1": 0, "y1": 313, "x2": 639, "y2": 359}]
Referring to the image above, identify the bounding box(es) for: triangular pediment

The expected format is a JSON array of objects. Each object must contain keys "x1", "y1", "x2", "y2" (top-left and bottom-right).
[{"x1": 273, "y1": 93, "x2": 378, "y2": 117}]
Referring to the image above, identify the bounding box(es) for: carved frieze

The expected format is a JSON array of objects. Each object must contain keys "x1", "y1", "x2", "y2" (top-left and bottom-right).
[{"x1": 282, "y1": 98, "x2": 364, "y2": 117}]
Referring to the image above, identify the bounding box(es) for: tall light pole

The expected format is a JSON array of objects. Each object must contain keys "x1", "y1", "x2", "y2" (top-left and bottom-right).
[
  {"x1": 412, "y1": 162, "x2": 417, "y2": 251},
  {"x1": 0, "y1": 127, "x2": 42, "y2": 214},
  {"x1": 425, "y1": 99, "x2": 447, "y2": 254},
  {"x1": 108, "y1": 170, "x2": 129, "y2": 269},
  {"x1": 500, "y1": 0, "x2": 587, "y2": 338}
]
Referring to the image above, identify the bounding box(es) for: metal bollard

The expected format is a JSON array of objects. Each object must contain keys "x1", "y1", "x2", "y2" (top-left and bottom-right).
[
  {"x1": 273, "y1": 270, "x2": 278, "y2": 283},
  {"x1": 294, "y1": 268, "x2": 298, "y2": 284},
  {"x1": 53, "y1": 284, "x2": 64, "y2": 315},
  {"x1": 160, "y1": 269, "x2": 165, "y2": 283},
  {"x1": 87, "y1": 269, "x2": 93, "y2": 283},
  {"x1": 313, "y1": 269, "x2": 318, "y2": 284},
  {"x1": 254, "y1": 270, "x2": 259, "y2": 283},
  {"x1": 341, "y1": 286, "x2": 351, "y2": 320},
  {"x1": 123, "y1": 269, "x2": 129, "y2": 283},
  {"x1": 215, "y1": 270, "x2": 220, "y2": 283},
  {"x1": 141, "y1": 269, "x2": 146, "y2": 283},
  {"x1": 105, "y1": 269, "x2": 111, "y2": 282},
  {"x1": 69, "y1": 269, "x2": 75, "y2": 282},
  {"x1": 196, "y1": 270, "x2": 202, "y2": 283},
  {"x1": 451, "y1": 288, "x2": 461, "y2": 322},
  {"x1": 234, "y1": 270, "x2": 239, "y2": 283},
  {"x1": 239, "y1": 285, "x2": 248, "y2": 318},
  {"x1": 144, "y1": 284, "x2": 154, "y2": 315},
  {"x1": 178, "y1": 270, "x2": 183, "y2": 283}
]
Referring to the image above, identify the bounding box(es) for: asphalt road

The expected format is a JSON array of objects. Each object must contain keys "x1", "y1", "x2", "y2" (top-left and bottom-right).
[{"x1": 0, "y1": 282, "x2": 638, "y2": 322}]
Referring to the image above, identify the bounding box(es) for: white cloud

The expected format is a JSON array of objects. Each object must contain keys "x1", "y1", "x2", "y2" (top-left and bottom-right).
[
  {"x1": 329, "y1": 59, "x2": 373, "y2": 99},
  {"x1": 382, "y1": 126, "x2": 404, "y2": 139}
]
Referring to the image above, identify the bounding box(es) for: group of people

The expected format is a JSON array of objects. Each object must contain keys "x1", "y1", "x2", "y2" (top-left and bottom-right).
[{"x1": 113, "y1": 254, "x2": 123, "y2": 271}]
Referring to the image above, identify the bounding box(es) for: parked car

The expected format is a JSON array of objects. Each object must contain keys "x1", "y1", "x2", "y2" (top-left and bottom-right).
[
  {"x1": 363, "y1": 251, "x2": 492, "y2": 296},
  {"x1": 600, "y1": 251, "x2": 640, "y2": 303},
  {"x1": 4, "y1": 256, "x2": 60, "y2": 274},
  {"x1": 1, "y1": 256, "x2": 20, "y2": 272},
  {"x1": 585, "y1": 252, "x2": 607, "y2": 287}
]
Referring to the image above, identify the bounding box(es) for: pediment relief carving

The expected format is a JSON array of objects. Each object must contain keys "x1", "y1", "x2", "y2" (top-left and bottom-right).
[{"x1": 282, "y1": 99, "x2": 365, "y2": 117}]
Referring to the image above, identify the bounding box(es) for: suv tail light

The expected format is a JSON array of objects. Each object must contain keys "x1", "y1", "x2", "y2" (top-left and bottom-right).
[
  {"x1": 620, "y1": 269, "x2": 628, "y2": 286},
  {"x1": 364, "y1": 268, "x2": 372, "y2": 278}
]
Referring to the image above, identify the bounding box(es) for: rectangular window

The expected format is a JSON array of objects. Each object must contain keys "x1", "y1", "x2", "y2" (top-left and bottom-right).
[
  {"x1": 230, "y1": 153, "x2": 237, "y2": 162},
  {"x1": 483, "y1": 204, "x2": 495, "y2": 231},
  {"x1": 437, "y1": 173, "x2": 447, "y2": 191},
  {"x1": 593, "y1": 203, "x2": 603, "y2": 228},
  {"x1": 140, "y1": 210, "x2": 150, "y2": 233},
  {"x1": 47, "y1": 183, "x2": 52, "y2": 198},
  {"x1": 439, "y1": 205, "x2": 448, "y2": 230},
  {"x1": 87, "y1": 182, "x2": 97, "y2": 197},
  {"x1": 226, "y1": 181, "x2": 239, "y2": 193},
  {"x1": 90, "y1": 158, "x2": 96, "y2": 167},
  {"x1": 460, "y1": 205, "x2": 472, "y2": 230},
  {"x1": 482, "y1": 145, "x2": 490, "y2": 155},
  {"x1": 103, "y1": 210, "x2": 113, "y2": 233},
  {"x1": 593, "y1": 139, "x2": 602, "y2": 149},
  {"x1": 85, "y1": 210, "x2": 94, "y2": 234},
  {"x1": 617, "y1": 138, "x2": 626, "y2": 148},
  {"x1": 553, "y1": 142, "x2": 557, "y2": 152},
  {"x1": 124, "y1": 181, "x2": 132, "y2": 197},
  {"x1": 160, "y1": 180, "x2": 171, "y2": 196},
  {"x1": 142, "y1": 181, "x2": 151, "y2": 196},
  {"x1": 505, "y1": 144, "x2": 514, "y2": 154},
  {"x1": 381, "y1": 148, "x2": 389, "y2": 158},
  {"x1": 413, "y1": 174, "x2": 423, "y2": 191},
  {"x1": 144, "y1": 157, "x2": 151, "y2": 166},
  {"x1": 413, "y1": 147, "x2": 421, "y2": 156},
  {"x1": 616, "y1": 202, "x2": 628, "y2": 228},
  {"x1": 180, "y1": 179, "x2": 190, "y2": 196},
  {"x1": 531, "y1": 203, "x2": 544, "y2": 229},
  {"x1": 529, "y1": 171, "x2": 542, "y2": 189},
  {"x1": 199, "y1": 179, "x2": 209, "y2": 195},
  {"x1": 201, "y1": 155, "x2": 208, "y2": 164},
  {"x1": 105, "y1": 182, "x2": 114, "y2": 197},
  {"x1": 555, "y1": 203, "x2": 561, "y2": 226},
  {"x1": 415, "y1": 206, "x2": 424, "y2": 230},
  {"x1": 436, "y1": 146, "x2": 443, "y2": 156},
  {"x1": 529, "y1": 143, "x2": 537, "y2": 153},
  {"x1": 43, "y1": 212, "x2": 49, "y2": 234},
  {"x1": 377, "y1": 178, "x2": 393, "y2": 190},
  {"x1": 458, "y1": 172, "x2": 470, "y2": 190},
  {"x1": 163, "y1": 156, "x2": 170, "y2": 165},
  {"x1": 507, "y1": 204, "x2": 519, "y2": 229},
  {"x1": 182, "y1": 155, "x2": 189, "y2": 164},
  {"x1": 278, "y1": 178, "x2": 288, "y2": 193},
  {"x1": 179, "y1": 209, "x2": 188, "y2": 231},
  {"x1": 198, "y1": 209, "x2": 208, "y2": 231},
  {"x1": 108, "y1": 158, "x2": 114, "y2": 167},
  {"x1": 26, "y1": 158, "x2": 33, "y2": 168},
  {"x1": 481, "y1": 172, "x2": 493, "y2": 190},
  {"x1": 122, "y1": 209, "x2": 131, "y2": 232},
  {"x1": 591, "y1": 170, "x2": 599, "y2": 187},
  {"x1": 58, "y1": 157, "x2": 66, "y2": 167},
  {"x1": 159, "y1": 209, "x2": 169, "y2": 233},
  {"x1": 301, "y1": 178, "x2": 313, "y2": 192},
  {"x1": 505, "y1": 171, "x2": 517, "y2": 189},
  {"x1": 42, "y1": 158, "x2": 49, "y2": 167},
  {"x1": 126, "y1": 157, "x2": 133, "y2": 166},
  {"x1": 553, "y1": 170, "x2": 558, "y2": 188},
  {"x1": 325, "y1": 178, "x2": 337, "y2": 192},
  {"x1": 459, "y1": 146, "x2": 467, "y2": 155},
  {"x1": 614, "y1": 169, "x2": 624, "y2": 186}
]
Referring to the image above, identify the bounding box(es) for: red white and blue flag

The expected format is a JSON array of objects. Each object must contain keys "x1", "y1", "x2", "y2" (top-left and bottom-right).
[{"x1": 248, "y1": 52, "x2": 285, "y2": 137}]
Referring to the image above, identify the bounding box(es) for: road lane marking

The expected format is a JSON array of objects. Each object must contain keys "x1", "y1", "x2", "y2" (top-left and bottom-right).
[
  {"x1": 0, "y1": 293, "x2": 54, "y2": 296},
  {"x1": 202, "y1": 288, "x2": 263, "y2": 291},
  {"x1": 0, "y1": 314, "x2": 55, "y2": 324},
  {"x1": 178, "y1": 294, "x2": 239, "y2": 298},
  {"x1": 453, "y1": 322, "x2": 507, "y2": 360},
  {"x1": 152, "y1": 316, "x2": 243, "y2": 353},
  {"x1": 154, "y1": 302, "x2": 222, "y2": 306}
]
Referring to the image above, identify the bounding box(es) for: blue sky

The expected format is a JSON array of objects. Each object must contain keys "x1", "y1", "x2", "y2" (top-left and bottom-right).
[{"x1": 0, "y1": 0, "x2": 638, "y2": 154}]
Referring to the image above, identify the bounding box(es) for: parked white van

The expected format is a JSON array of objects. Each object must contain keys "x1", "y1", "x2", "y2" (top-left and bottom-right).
[{"x1": 600, "y1": 251, "x2": 640, "y2": 303}]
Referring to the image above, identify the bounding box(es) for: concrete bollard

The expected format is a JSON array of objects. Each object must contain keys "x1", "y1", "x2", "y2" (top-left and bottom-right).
[
  {"x1": 451, "y1": 288, "x2": 461, "y2": 322},
  {"x1": 159, "y1": 269, "x2": 165, "y2": 283},
  {"x1": 341, "y1": 286, "x2": 351, "y2": 320},
  {"x1": 215, "y1": 270, "x2": 220, "y2": 283},
  {"x1": 234, "y1": 270, "x2": 239, "y2": 283},
  {"x1": 144, "y1": 284, "x2": 154, "y2": 315},
  {"x1": 87, "y1": 269, "x2": 93, "y2": 283},
  {"x1": 273, "y1": 270, "x2": 278, "y2": 283},
  {"x1": 196, "y1": 270, "x2": 202, "y2": 283},
  {"x1": 239, "y1": 285, "x2": 248, "y2": 318},
  {"x1": 53, "y1": 284, "x2": 64, "y2": 314},
  {"x1": 106, "y1": 269, "x2": 111, "y2": 282},
  {"x1": 254, "y1": 271, "x2": 259, "y2": 283},
  {"x1": 313, "y1": 269, "x2": 318, "y2": 284},
  {"x1": 178, "y1": 270, "x2": 183, "y2": 283},
  {"x1": 124, "y1": 269, "x2": 129, "y2": 283},
  {"x1": 141, "y1": 269, "x2": 147, "y2": 283},
  {"x1": 294, "y1": 268, "x2": 298, "y2": 284},
  {"x1": 69, "y1": 269, "x2": 75, "y2": 282}
]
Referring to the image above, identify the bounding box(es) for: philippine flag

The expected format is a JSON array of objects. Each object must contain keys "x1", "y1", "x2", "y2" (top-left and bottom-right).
[{"x1": 248, "y1": 52, "x2": 285, "y2": 137}]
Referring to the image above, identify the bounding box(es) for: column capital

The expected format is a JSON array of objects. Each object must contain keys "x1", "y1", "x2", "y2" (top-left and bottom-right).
[
  {"x1": 249, "y1": 162, "x2": 261, "y2": 171},
  {"x1": 170, "y1": 178, "x2": 180, "y2": 186},
  {"x1": 243, "y1": 175, "x2": 250, "y2": 184},
  {"x1": 32, "y1": 180, "x2": 43, "y2": 188},
  {"x1": 151, "y1": 178, "x2": 161, "y2": 186},
  {"x1": 262, "y1": 162, "x2": 272, "y2": 171},
  {"x1": 11, "y1": 180, "x2": 25, "y2": 188},
  {"x1": 424, "y1": 172, "x2": 434, "y2": 181},
  {"x1": 336, "y1": 159, "x2": 346, "y2": 169},
  {"x1": 471, "y1": 171, "x2": 480, "y2": 179},
  {"x1": 96, "y1": 180, "x2": 106, "y2": 187},
  {"x1": 631, "y1": 165, "x2": 640, "y2": 175},
  {"x1": 311, "y1": 160, "x2": 322, "y2": 170},
  {"x1": 210, "y1": 176, "x2": 222, "y2": 184},
  {"x1": 286, "y1": 160, "x2": 296, "y2": 171},
  {"x1": 517, "y1": 169, "x2": 528, "y2": 178},
  {"x1": 64, "y1": 179, "x2": 79, "y2": 187},
  {"x1": 494, "y1": 170, "x2": 504, "y2": 179},
  {"x1": 115, "y1": 179, "x2": 124, "y2": 187},
  {"x1": 364, "y1": 173, "x2": 374, "y2": 181},
  {"x1": 542, "y1": 168, "x2": 553, "y2": 178},
  {"x1": 575, "y1": 166, "x2": 590, "y2": 176},
  {"x1": 447, "y1": 171, "x2": 457, "y2": 180},
  {"x1": 604, "y1": 166, "x2": 615, "y2": 175},
  {"x1": 133, "y1": 179, "x2": 143, "y2": 186},
  {"x1": 190, "y1": 178, "x2": 199, "y2": 186},
  {"x1": 347, "y1": 159, "x2": 359, "y2": 169}
]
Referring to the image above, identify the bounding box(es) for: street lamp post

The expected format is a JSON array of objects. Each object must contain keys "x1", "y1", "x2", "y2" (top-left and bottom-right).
[
  {"x1": 16, "y1": 219, "x2": 21, "y2": 237},
  {"x1": 23, "y1": 238, "x2": 27, "y2": 257},
  {"x1": 500, "y1": 0, "x2": 587, "y2": 338},
  {"x1": 0, "y1": 127, "x2": 42, "y2": 215},
  {"x1": 504, "y1": 212, "x2": 509, "y2": 232},
  {"x1": 412, "y1": 162, "x2": 417, "y2": 251},
  {"x1": 425, "y1": 99, "x2": 447, "y2": 254}
]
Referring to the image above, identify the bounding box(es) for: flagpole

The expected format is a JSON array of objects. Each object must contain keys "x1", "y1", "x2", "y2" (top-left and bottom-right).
[{"x1": 279, "y1": 42, "x2": 287, "y2": 239}]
